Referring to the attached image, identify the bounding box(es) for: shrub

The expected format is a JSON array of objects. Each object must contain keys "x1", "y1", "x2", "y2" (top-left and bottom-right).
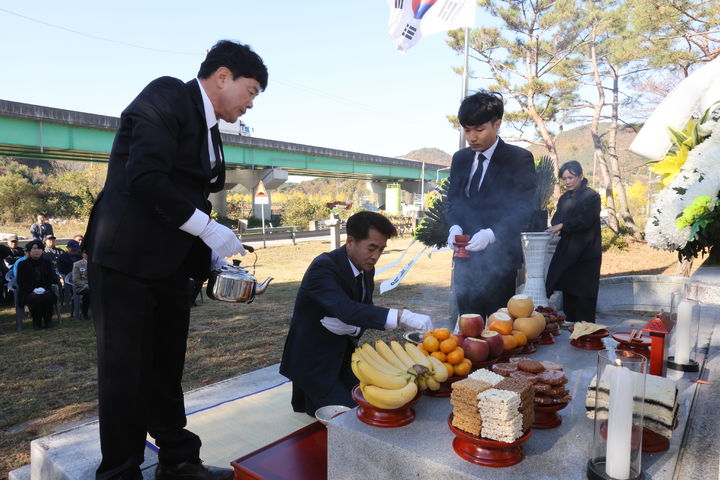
[
  {"x1": 281, "y1": 196, "x2": 330, "y2": 230},
  {"x1": 0, "y1": 173, "x2": 43, "y2": 222},
  {"x1": 601, "y1": 227, "x2": 629, "y2": 252}
]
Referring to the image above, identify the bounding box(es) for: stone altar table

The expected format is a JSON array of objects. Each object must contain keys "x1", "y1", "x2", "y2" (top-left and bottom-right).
[{"x1": 328, "y1": 313, "x2": 718, "y2": 480}]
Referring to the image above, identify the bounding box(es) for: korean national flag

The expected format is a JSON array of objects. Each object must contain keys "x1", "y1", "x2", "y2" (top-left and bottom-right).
[{"x1": 387, "y1": 0, "x2": 476, "y2": 53}]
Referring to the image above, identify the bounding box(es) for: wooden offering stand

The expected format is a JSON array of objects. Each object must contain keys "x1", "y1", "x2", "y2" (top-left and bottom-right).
[
  {"x1": 612, "y1": 331, "x2": 651, "y2": 358},
  {"x1": 448, "y1": 414, "x2": 531, "y2": 467},
  {"x1": 352, "y1": 385, "x2": 421, "y2": 428},
  {"x1": 568, "y1": 325, "x2": 609, "y2": 350},
  {"x1": 600, "y1": 420, "x2": 669, "y2": 452},
  {"x1": 532, "y1": 402, "x2": 567, "y2": 429},
  {"x1": 539, "y1": 329, "x2": 556, "y2": 345}
]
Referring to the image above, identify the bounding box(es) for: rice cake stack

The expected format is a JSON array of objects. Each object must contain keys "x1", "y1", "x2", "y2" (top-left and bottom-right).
[
  {"x1": 495, "y1": 377, "x2": 535, "y2": 431},
  {"x1": 450, "y1": 378, "x2": 493, "y2": 435},
  {"x1": 586, "y1": 369, "x2": 678, "y2": 438},
  {"x1": 477, "y1": 389, "x2": 524, "y2": 443}
]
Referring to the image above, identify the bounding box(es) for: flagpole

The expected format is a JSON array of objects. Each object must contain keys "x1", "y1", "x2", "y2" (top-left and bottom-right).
[{"x1": 458, "y1": 27, "x2": 470, "y2": 150}]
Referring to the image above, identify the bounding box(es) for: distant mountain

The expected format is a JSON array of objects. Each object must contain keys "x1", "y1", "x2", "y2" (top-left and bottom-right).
[
  {"x1": 398, "y1": 147, "x2": 452, "y2": 166},
  {"x1": 526, "y1": 123, "x2": 649, "y2": 183}
]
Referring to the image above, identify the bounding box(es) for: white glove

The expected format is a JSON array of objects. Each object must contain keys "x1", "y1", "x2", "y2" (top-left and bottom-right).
[
  {"x1": 447, "y1": 225, "x2": 463, "y2": 250},
  {"x1": 399, "y1": 310, "x2": 433, "y2": 332},
  {"x1": 198, "y1": 220, "x2": 246, "y2": 258},
  {"x1": 210, "y1": 251, "x2": 231, "y2": 271},
  {"x1": 33, "y1": 287, "x2": 46, "y2": 294},
  {"x1": 320, "y1": 317, "x2": 360, "y2": 336},
  {"x1": 466, "y1": 228, "x2": 495, "y2": 252}
]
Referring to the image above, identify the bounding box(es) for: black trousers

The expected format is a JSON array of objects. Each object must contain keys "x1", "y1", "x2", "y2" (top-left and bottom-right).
[
  {"x1": 89, "y1": 262, "x2": 201, "y2": 480},
  {"x1": 562, "y1": 291, "x2": 597, "y2": 323},
  {"x1": 453, "y1": 256, "x2": 517, "y2": 319},
  {"x1": 25, "y1": 291, "x2": 55, "y2": 328}
]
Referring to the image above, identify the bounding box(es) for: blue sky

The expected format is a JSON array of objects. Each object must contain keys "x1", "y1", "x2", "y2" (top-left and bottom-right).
[{"x1": 0, "y1": 1, "x2": 476, "y2": 159}]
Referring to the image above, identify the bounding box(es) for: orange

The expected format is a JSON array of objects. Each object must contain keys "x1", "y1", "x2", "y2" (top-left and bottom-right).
[
  {"x1": 454, "y1": 360, "x2": 471, "y2": 376},
  {"x1": 439, "y1": 338, "x2": 458, "y2": 354},
  {"x1": 450, "y1": 334, "x2": 463, "y2": 344},
  {"x1": 430, "y1": 351, "x2": 447, "y2": 362},
  {"x1": 511, "y1": 329, "x2": 528, "y2": 346},
  {"x1": 501, "y1": 334, "x2": 519, "y2": 351},
  {"x1": 433, "y1": 328, "x2": 451, "y2": 340},
  {"x1": 489, "y1": 319, "x2": 513, "y2": 335},
  {"x1": 423, "y1": 330, "x2": 434, "y2": 340},
  {"x1": 423, "y1": 336, "x2": 440, "y2": 353},
  {"x1": 442, "y1": 362, "x2": 455, "y2": 377},
  {"x1": 417, "y1": 345, "x2": 429, "y2": 356},
  {"x1": 446, "y1": 349, "x2": 464, "y2": 365}
]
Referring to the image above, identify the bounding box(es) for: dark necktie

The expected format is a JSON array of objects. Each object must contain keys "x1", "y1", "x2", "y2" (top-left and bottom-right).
[
  {"x1": 468, "y1": 153, "x2": 486, "y2": 198},
  {"x1": 210, "y1": 124, "x2": 223, "y2": 178},
  {"x1": 354, "y1": 273, "x2": 364, "y2": 303}
]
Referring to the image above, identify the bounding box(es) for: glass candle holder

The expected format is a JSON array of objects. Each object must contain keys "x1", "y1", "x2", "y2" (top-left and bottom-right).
[
  {"x1": 667, "y1": 293, "x2": 700, "y2": 372},
  {"x1": 587, "y1": 350, "x2": 647, "y2": 480}
]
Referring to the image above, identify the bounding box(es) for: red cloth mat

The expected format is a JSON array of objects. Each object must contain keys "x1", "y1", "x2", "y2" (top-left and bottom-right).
[{"x1": 231, "y1": 421, "x2": 327, "y2": 480}]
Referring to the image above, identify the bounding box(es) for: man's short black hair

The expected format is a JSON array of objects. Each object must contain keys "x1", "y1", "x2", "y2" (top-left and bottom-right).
[
  {"x1": 458, "y1": 90, "x2": 504, "y2": 127},
  {"x1": 197, "y1": 40, "x2": 268, "y2": 91},
  {"x1": 25, "y1": 240, "x2": 43, "y2": 252},
  {"x1": 346, "y1": 212, "x2": 397, "y2": 241}
]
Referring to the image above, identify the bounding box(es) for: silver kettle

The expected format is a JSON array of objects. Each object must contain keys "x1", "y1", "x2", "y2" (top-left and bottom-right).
[{"x1": 207, "y1": 258, "x2": 273, "y2": 304}]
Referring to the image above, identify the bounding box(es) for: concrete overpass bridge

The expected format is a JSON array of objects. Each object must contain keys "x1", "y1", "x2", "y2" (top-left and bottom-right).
[{"x1": 0, "y1": 100, "x2": 449, "y2": 216}]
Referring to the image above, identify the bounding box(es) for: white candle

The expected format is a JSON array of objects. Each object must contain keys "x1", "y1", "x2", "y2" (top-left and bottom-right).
[
  {"x1": 674, "y1": 300, "x2": 693, "y2": 364},
  {"x1": 606, "y1": 363, "x2": 634, "y2": 479}
]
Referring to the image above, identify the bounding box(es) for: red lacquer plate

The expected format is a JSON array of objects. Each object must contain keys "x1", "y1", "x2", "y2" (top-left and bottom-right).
[
  {"x1": 448, "y1": 413, "x2": 531, "y2": 467},
  {"x1": 497, "y1": 346, "x2": 525, "y2": 362},
  {"x1": 611, "y1": 332, "x2": 652, "y2": 358},
  {"x1": 471, "y1": 354, "x2": 501, "y2": 369},
  {"x1": 539, "y1": 330, "x2": 556, "y2": 345},
  {"x1": 568, "y1": 326, "x2": 609, "y2": 350},
  {"x1": 425, "y1": 375, "x2": 465, "y2": 398},
  {"x1": 532, "y1": 402, "x2": 568, "y2": 429},
  {"x1": 599, "y1": 421, "x2": 666, "y2": 452},
  {"x1": 517, "y1": 342, "x2": 537, "y2": 354},
  {"x1": 352, "y1": 384, "x2": 421, "y2": 428}
]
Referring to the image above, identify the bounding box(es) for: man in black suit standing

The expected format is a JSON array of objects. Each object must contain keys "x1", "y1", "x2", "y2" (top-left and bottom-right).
[
  {"x1": 280, "y1": 212, "x2": 433, "y2": 416},
  {"x1": 446, "y1": 91, "x2": 536, "y2": 318},
  {"x1": 84, "y1": 40, "x2": 268, "y2": 480}
]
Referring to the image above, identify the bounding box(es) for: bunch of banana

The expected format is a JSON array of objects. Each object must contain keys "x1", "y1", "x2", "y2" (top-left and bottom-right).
[
  {"x1": 376, "y1": 340, "x2": 449, "y2": 392},
  {"x1": 351, "y1": 344, "x2": 419, "y2": 410}
]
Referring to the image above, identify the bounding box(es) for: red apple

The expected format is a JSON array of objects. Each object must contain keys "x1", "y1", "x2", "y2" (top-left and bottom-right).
[
  {"x1": 458, "y1": 313, "x2": 485, "y2": 338},
  {"x1": 481, "y1": 329, "x2": 504, "y2": 358},
  {"x1": 462, "y1": 337, "x2": 490, "y2": 364},
  {"x1": 451, "y1": 333, "x2": 466, "y2": 346}
]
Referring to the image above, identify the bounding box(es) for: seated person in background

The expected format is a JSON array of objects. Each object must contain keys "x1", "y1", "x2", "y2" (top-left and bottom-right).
[
  {"x1": 2, "y1": 235, "x2": 26, "y2": 270},
  {"x1": 71, "y1": 252, "x2": 90, "y2": 319},
  {"x1": 280, "y1": 211, "x2": 434, "y2": 417},
  {"x1": 13, "y1": 250, "x2": 29, "y2": 277},
  {"x1": 17, "y1": 240, "x2": 60, "y2": 329},
  {"x1": 29, "y1": 214, "x2": 54, "y2": 241},
  {"x1": 57, "y1": 239, "x2": 82, "y2": 276},
  {"x1": 43, "y1": 235, "x2": 65, "y2": 269},
  {"x1": 73, "y1": 234, "x2": 84, "y2": 247}
]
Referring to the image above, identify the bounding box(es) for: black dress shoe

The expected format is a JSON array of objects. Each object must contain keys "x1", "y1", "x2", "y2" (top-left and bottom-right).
[{"x1": 155, "y1": 461, "x2": 233, "y2": 480}]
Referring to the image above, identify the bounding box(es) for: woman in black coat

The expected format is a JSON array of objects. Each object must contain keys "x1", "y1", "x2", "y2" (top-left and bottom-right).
[
  {"x1": 545, "y1": 161, "x2": 602, "y2": 323},
  {"x1": 17, "y1": 240, "x2": 59, "y2": 329}
]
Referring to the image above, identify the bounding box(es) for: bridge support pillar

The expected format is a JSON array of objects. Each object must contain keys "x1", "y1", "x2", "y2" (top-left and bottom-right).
[
  {"x1": 230, "y1": 168, "x2": 288, "y2": 219},
  {"x1": 367, "y1": 181, "x2": 387, "y2": 210}
]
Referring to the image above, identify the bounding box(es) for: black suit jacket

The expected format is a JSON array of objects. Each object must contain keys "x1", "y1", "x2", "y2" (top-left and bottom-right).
[
  {"x1": 446, "y1": 139, "x2": 536, "y2": 271},
  {"x1": 280, "y1": 246, "x2": 389, "y2": 397},
  {"x1": 85, "y1": 77, "x2": 225, "y2": 280}
]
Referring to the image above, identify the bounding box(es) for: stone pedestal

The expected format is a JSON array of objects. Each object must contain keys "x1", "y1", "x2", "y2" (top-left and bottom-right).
[{"x1": 520, "y1": 232, "x2": 553, "y2": 307}]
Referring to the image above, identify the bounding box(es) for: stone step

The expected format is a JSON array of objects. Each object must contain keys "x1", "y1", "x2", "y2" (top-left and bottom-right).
[{"x1": 11, "y1": 365, "x2": 287, "y2": 480}]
